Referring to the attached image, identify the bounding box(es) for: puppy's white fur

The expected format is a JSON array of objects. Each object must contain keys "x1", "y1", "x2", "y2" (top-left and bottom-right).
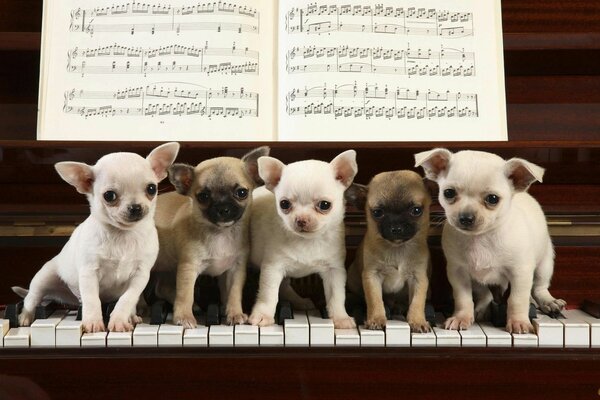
[
  {"x1": 13, "y1": 143, "x2": 179, "y2": 333},
  {"x1": 248, "y1": 151, "x2": 357, "y2": 329},
  {"x1": 415, "y1": 149, "x2": 566, "y2": 333}
]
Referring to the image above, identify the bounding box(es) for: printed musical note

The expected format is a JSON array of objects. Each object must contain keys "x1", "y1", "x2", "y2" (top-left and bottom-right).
[{"x1": 286, "y1": 83, "x2": 478, "y2": 120}]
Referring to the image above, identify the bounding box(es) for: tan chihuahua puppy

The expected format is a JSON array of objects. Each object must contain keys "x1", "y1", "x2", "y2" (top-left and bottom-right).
[
  {"x1": 347, "y1": 171, "x2": 432, "y2": 332},
  {"x1": 152, "y1": 147, "x2": 269, "y2": 328}
]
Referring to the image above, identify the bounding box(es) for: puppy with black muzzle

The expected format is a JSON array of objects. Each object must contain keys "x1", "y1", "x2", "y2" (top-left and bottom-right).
[
  {"x1": 347, "y1": 171, "x2": 432, "y2": 332},
  {"x1": 13, "y1": 142, "x2": 180, "y2": 332},
  {"x1": 152, "y1": 147, "x2": 269, "y2": 328},
  {"x1": 415, "y1": 148, "x2": 566, "y2": 334}
]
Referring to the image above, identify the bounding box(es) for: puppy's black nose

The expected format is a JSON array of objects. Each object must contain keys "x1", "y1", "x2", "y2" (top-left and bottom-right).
[
  {"x1": 217, "y1": 205, "x2": 232, "y2": 217},
  {"x1": 459, "y1": 213, "x2": 475, "y2": 227},
  {"x1": 128, "y1": 204, "x2": 143, "y2": 218}
]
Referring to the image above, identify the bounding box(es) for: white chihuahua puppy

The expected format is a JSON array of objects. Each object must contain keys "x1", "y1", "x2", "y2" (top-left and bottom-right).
[
  {"x1": 13, "y1": 142, "x2": 180, "y2": 333},
  {"x1": 248, "y1": 150, "x2": 358, "y2": 329},
  {"x1": 414, "y1": 149, "x2": 566, "y2": 334}
]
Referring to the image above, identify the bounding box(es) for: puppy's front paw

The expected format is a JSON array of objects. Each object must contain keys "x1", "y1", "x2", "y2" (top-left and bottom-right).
[
  {"x1": 333, "y1": 316, "x2": 356, "y2": 329},
  {"x1": 226, "y1": 312, "x2": 248, "y2": 326},
  {"x1": 248, "y1": 312, "x2": 275, "y2": 327},
  {"x1": 444, "y1": 314, "x2": 473, "y2": 330},
  {"x1": 108, "y1": 314, "x2": 134, "y2": 332},
  {"x1": 365, "y1": 314, "x2": 386, "y2": 330},
  {"x1": 82, "y1": 317, "x2": 106, "y2": 333},
  {"x1": 18, "y1": 310, "x2": 34, "y2": 327},
  {"x1": 408, "y1": 318, "x2": 431, "y2": 333},
  {"x1": 174, "y1": 312, "x2": 197, "y2": 329},
  {"x1": 539, "y1": 298, "x2": 567, "y2": 315},
  {"x1": 506, "y1": 318, "x2": 534, "y2": 334},
  {"x1": 131, "y1": 314, "x2": 143, "y2": 324}
]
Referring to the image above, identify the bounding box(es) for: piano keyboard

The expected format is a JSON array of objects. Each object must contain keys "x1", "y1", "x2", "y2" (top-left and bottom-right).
[{"x1": 1, "y1": 308, "x2": 599, "y2": 349}]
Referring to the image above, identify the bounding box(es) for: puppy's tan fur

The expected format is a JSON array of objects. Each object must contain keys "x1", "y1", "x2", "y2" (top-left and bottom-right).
[
  {"x1": 153, "y1": 147, "x2": 268, "y2": 328},
  {"x1": 347, "y1": 171, "x2": 432, "y2": 332}
]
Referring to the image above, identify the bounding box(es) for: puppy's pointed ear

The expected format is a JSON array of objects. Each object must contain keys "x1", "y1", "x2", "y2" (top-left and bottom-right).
[
  {"x1": 258, "y1": 156, "x2": 285, "y2": 192},
  {"x1": 147, "y1": 142, "x2": 180, "y2": 181},
  {"x1": 330, "y1": 150, "x2": 357, "y2": 188},
  {"x1": 414, "y1": 148, "x2": 452, "y2": 181},
  {"x1": 242, "y1": 146, "x2": 270, "y2": 184},
  {"x1": 169, "y1": 164, "x2": 195, "y2": 195},
  {"x1": 55, "y1": 162, "x2": 94, "y2": 194},
  {"x1": 344, "y1": 183, "x2": 368, "y2": 210},
  {"x1": 504, "y1": 158, "x2": 544, "y2": 192}
]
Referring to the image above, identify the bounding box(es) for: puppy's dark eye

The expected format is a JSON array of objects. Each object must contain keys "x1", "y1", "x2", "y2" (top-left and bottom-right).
[
  {"x1": 318, "y1": 201, "x2": 331, "y2": 212},
  {"x1": 280, "y1": 199, "x2": 291, "y2": 210},
  {"x1": 443, "y1": 188, "x2": 457, "y2": 200},
  {"x1": 410, "y1": 206, "x2": 423, "y2": 217},
  {"x1": 485, "y1": 194, "x2": 500, "y2": 205},
  {"x1": 235, "y1": 188, "x2": 249, "y2": 200},
  {"x1": 371, "y1": 208, "x2": 384, "y2": 219},
  {"x1": 197, "y1": 191, "x2": 210, "y2": 203},
  {"x1": 146, "y1": 184, "x2": 157, "y2": 196},
  {"x1": 103, "y1": 191, "x2": 117, "y2": 203}
]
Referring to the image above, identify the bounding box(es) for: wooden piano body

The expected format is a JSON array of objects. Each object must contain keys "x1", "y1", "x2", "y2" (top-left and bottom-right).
[{"x1": 0, "y1": 0, "x2": 599, "y2": 399}]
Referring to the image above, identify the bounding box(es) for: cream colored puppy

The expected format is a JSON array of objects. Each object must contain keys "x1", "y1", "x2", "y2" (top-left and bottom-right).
[
  {"x1": 248, "y1": 151, "x2": 358, "y2": 329},
  {"x1": 153, "y1": 147, "x2": 269, "y2": 328},
  {"x1": 415, "y1": 148, "x2": 566, "y2": 334}
]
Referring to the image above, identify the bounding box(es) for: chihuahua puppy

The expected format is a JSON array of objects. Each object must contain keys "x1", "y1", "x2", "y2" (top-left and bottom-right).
[
  {"x1": 347, "y1": 171, "x2": 432, "y2": 332},
  {"x1": 415, "y1": 148, "x2": 566, "y2": 333},
  {"x1": 13, "y1": 142, "x2": 180, "y2": 332},
  {"x1": 248, "y1": 150, "x2": 358, "y2": 329},
  {"x1": 152, "y1": 147, "x2": 269, "y2": 328}
]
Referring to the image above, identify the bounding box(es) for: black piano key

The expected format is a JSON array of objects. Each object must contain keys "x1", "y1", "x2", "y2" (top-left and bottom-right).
[
  {"x1": 76, "y1": 305, "x2": 83, "y2": 321},
  {"x1": 103, "y1": 302, "x2": 117, "y2": 326},
  {"x1": 5, "y1": 301, "x2": 23, "y2": 328},
  {"x1": 150, "y1": 300, "x2": 169, "y2": 325},
  {"x1": 529, "y1": 303, "x2": 538, "y2": 320},
  {"x1": 582, "y1": 299, "x2": 600, "y2": 318},
  {"x1": 491, "y1": 301, "x2": 538, "y2": 327},
  {"x1": 425, "y1": 303, "x2": 436, "y2": 327},
  {"x1": 351, "y1": 303, "x2": 366, "y2": 326},
  {"x1": 276, "y1": 300, "x2": 293, "y2": 325},
  {"x1": 384, "y1": 304, "x2": 391, "y2": 320},
  {"x1": 34, "y1": 300, "x2": 57, "y2": 320},
  {"x1": 206, "y1": 303, "x2": 220, "y2": 326},
  {"x1": 319, "y1": 307, "x2": 328, "y2": 320}
]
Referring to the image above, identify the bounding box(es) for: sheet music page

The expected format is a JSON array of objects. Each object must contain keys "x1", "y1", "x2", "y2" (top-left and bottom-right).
[
  {"x1": 38, "y1": 0, "x2": 275, "y2": 141},
  {"x1": 277, "y1": 0, "x2": 507, "y2": 141}
]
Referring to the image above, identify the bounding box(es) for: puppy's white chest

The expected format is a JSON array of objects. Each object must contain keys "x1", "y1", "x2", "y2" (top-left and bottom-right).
[
  {"x1": 381, "y1": 265, "x2": 410, "y2": 293},
  {"x1": 202, "y1": 230, "x2": 241, "y2": 276},
  {"x1": 465, "y1": 242, "x2": 504, "y2": 284}
]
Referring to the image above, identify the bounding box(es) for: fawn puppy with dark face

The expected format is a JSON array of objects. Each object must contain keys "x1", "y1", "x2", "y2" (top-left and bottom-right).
[
  {"x1": 152, "y1": 147, "x2": 269, "y2": 328},
  {"x1": 347, "y1": 171, "x2": 432, "y2": 332},
  {"x1": 415, "y1": 148, "x2": 566, "y2": 334}
]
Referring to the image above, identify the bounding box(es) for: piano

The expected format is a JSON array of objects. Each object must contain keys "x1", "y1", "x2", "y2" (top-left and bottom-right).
[{"x1": 0, "y1": 0, "x2": 599, "y2": 399}]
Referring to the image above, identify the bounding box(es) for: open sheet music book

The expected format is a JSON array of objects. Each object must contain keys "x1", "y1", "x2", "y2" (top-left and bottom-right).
[{"x1": 37, "y1": 0, "x2": 507, "y2": 141}]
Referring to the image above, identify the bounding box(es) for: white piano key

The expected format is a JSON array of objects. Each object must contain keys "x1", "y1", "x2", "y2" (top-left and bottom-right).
[
  {"x1": 209, "y1": 324, "x2": 234, "y2": 347},
  {"x1": 158, "y1": 316, "x2": 184, "y2": 347},
  {"x1": 107, "y1": 331, "x2": 132, "y2": 347},
  {"x1": 259, "y1": 325, "x2": 284, "y2": 347},
  {"x1": 533, "y1": 315, "x2": 564, "y2": 348},
  {"x1": 358, "y1": 326, "x2": 385, "y2": 347},
  {"x1": 512, "y1": 333, "x2": 538, "y2": 347},
  {"x1": 385, "y1": 320, "x2": 410, "y2": 347},
  {"x1": 564, "y1": 309, "x2": 600, "y2": 348},
  {"x1": 30, "y1": 309, "x2": 68, "y2": 347},
  {"x1": 284, "y1": 311, "x2": 309, "y2": 347},
  {"x1": 334, "y1": 328, "x2": 360, "y2": 347},
  {"x1": 56, "y1": 312, "x2": 83, "y2": 347},
  {"x1": 459, "y1": 323, "x2": 487, "y2": 347},
  {"x1": 133, "y1": 322, "x2": 159, "y2": 347},
  {"x1": 81, "y1": 331, "x2": 107, "y2": 347},
  {"x1": 235, "y1": 324, "x2": 259, "y2": 347},
  {"x1": 1, "y1": 319, "x2": 9, "y2": 347},
  {"x1": 4, "y1": 327, "x2": 30, "y2": 348},
  {"x1": 560, "y1": 311, "x2": 590, "y2": 348},
  {"x1": 411, "y1": 330, "x2": 437, "y2": 347},
  {"x1": 479, "y1": 322, "x2": 512, "y2": 347},
  {"x1": 433, "y1": 313, "x2": 460, "y2": 347},
  {"x1": 307, "y1": 310, "x2": 334, "y2": 347},
  {"x1": 183, "y1": 326, "x2": 209, "y2": 347}
]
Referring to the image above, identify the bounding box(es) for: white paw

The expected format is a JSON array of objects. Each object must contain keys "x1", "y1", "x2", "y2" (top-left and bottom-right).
[
  {"x1": 248, "y1": 312, "x2": 275, "y2": 327},
  {"x1": 131, "y1": 314, "x2": 143, "y2": 324},
  {"x1": 444, "y1": 314, "x2": 474, "y2": 330},
  {"x1": 540, "y1": 298, "x2": 567, "y2": 314},
  {"x1": 108, "y1": 314, "x2": 134, "y2": 332},
  {"x1": 82, "y1": 317, "x2": 106, "y2": 333},
  {"x1": 174, "y1": 312, "x2": 197, "y2": 329},
  {"x1": 333, "y1": 316, "x2": 356, "y2": 329},
  {"x1": 18, "y1": 310, "x2": 35, "y2": 327},
  {"x1": 226, "y1": 312, "x2": 248, "y2": 326},
  {"x1": 506, "y1": 318, "x2": 534, "y2": 334}
]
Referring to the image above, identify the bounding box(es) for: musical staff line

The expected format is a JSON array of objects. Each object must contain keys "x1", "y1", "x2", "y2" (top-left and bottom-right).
[
  {"x1": 285, "y1": 3, "x2": 473, "y2": 38},
  {"x1": 67, "y1": 43, "x2": 260, "y2": 77},
  {"x1": 286, "y1": 45, "x2": 475, "y2": 77},
  {"x1": 286, "y1": 83, "x2": 478, "y2": 120}
]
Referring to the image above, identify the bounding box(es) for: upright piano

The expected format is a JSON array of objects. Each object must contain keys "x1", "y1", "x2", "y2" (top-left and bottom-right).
[{"x1": 0, "y1": 0, "x2": 599, "y2": 399}]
